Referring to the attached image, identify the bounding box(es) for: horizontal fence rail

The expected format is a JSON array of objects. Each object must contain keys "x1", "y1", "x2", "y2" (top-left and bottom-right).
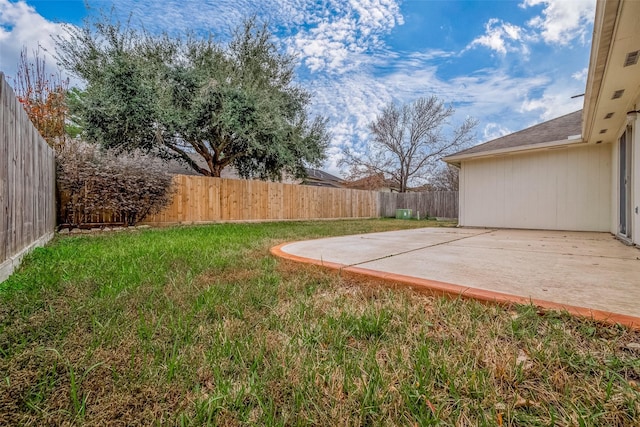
[
  {"x1": 378, "y1": 191, "x2": 458, "y2": 219},
  {"x1": 0, "y1": 73, "x2": 56, "y2": 282},
  {"x1": 142, "y1": 175, "x2": 380, "y2": 224}
]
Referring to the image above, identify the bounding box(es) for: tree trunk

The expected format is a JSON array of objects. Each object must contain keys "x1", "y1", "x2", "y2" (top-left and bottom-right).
[{"x1": 211, "y1": 164, "x2": 222, "y2": 177}]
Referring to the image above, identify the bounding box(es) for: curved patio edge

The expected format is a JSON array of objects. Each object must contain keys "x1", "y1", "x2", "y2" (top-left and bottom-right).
[{"x1": 270, "y1": 242, "x2": 640, "y2": 331}]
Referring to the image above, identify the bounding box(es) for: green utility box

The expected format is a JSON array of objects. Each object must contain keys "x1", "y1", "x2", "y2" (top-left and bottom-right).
[{"x1": 395, "y1": 209, "x2": 412, "y2": 219}]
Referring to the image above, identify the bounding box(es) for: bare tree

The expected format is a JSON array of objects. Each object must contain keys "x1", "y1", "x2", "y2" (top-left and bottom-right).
[
  {"x1": 13, "y1": 47, "x2": 69, "y2": 151},
  {"x1": 428, "y1": 164, "x2": 459, "y2": 191},
  {"x1": 341, "y1": 96, "x2": 476, "y2": 192}
]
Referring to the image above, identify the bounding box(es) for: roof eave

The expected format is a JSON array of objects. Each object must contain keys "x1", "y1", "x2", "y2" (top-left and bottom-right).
[
  {"x1": 443, "y1": 137, "x2": 586, "y2": 164},
  {"x1": 582, "y1": 0, "x2": 621, "y2": 142}
]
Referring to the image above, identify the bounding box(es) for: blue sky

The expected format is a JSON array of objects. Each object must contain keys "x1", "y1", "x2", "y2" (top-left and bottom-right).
[{"x1": 0, "y1": 0, "x2": 596, "y2": 176}]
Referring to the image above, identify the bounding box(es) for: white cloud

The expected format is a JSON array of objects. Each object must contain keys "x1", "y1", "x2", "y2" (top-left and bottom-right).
[
  {"x1": 467, "y1": 18, "x2": 528, "y2": 55},
  {"x1": 108, "y1": 0, "x2": 403, "y2": 74},
  {"x1": 307, "y1": 70, "x2": 395, "y2": 176},
  {"x1": 482, "y1": 123, "x2": 513, "y2": 141},
  {"x1": 288, "y1": 0, "x2": 403, "y2": 73},
  {"x1": 462, "y1": 1, "x2": 593, "y2": 133},
  {"x1": 307, "y1": 54, "x2": 565, "y2": 174},
  {"x1": 522, "y1": 0, "x2": 596, "y2": 45},
  {"x1": 0, "y1": 0, "x2": 594, "y2": 176},
  {"x1": 0, "y1": 0, "x2": 68, "y2": 81},
  {"x1": 571, "y1": 67, "x2": 588, "y2": 82},
  {"x1": 520, "y1": 83, "x2": 584, "y2": 121},
  {"x1": 107, "y1": 0, "x2": 403, "y2": 75},
  {"x1": 110, "y1": 0, "x2": 305, "y2": 35},
  {"x1": 468, "y1": 0, "x2": 595, "y2": 55}
]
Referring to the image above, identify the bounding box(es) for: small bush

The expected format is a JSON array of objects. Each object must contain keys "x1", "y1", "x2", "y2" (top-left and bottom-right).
[{"x1": 56, "y1": 140, "x2": 174, "y2": 227}]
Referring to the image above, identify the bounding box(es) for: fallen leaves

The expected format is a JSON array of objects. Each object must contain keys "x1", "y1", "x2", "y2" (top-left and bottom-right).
[{"x1": 516, "y1": 349, "x2": 534, "y2": 371}]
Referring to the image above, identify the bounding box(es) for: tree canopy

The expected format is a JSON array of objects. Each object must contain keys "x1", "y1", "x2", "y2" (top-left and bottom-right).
[
  {"x1": 13, "y1": 47, "x2": 69, "y2": 151},
  {"x1": 341, "y1": 96, "x2": 476, "y2": 192},
  {"x1": 55, "y1": 17, "x2": 329, "y2": 179}
]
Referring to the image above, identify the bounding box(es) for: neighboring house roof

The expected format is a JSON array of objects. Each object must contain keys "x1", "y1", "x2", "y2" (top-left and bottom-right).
[
  {"x1": 165, "y1": 155, "x2": 242, "y2": 179},
  {"x1": 164, "y1": 152, "x2": 340, "y2": 187},
  {"x1": 165, "y1": 155, "x2": 206, "y2": 176},
  {"x1": 444, "y1": 110, "x2": 583, "y2": 164},
  {"x1": 302, "y1": 168, "x2": 344, "y2": 188},
  {"x1": 344, "y1": 173, "x2": 400, "y2": 192},
  {"x1": 165, "y1": 152, "x2": 299, "y2": 183}
]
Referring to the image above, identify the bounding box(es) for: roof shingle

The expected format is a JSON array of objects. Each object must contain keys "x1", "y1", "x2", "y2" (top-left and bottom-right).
[{"x1": 449, "y1": 110, "x2": 583, "y2": 158}]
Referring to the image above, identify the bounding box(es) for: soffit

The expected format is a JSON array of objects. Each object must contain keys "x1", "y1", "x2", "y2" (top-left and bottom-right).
[{"x1": 583, "y1": 0, "x2": 640, "y2": 143}]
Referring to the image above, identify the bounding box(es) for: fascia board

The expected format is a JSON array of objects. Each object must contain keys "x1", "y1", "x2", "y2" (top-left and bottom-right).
[{"x1": 442, "y1": 138, "x2": 586, "y2": 163}]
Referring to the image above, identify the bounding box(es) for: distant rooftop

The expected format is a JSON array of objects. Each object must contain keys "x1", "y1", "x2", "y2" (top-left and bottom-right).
[
  {"x1": 343, "y1": 173, "x2": 399, "y2": 192},
  {"x1": 302, "y1": 168, "x2": 344, "y2": 188}
]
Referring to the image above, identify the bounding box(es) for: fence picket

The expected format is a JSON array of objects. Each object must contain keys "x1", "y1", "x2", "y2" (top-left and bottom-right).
[
  {"x1": 0, "y1": 73, "x2": 55, "y2": 281},
  {"x1": 141, "y1": 175, "x2": 458, "y2": 225}
]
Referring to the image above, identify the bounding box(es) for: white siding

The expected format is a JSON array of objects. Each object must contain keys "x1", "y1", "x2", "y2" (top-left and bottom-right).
[
  {"x1": 460, "y1": 143, "x2": 612, "y2": 231},
  {"x1": 610, "y1": 117, "x2": 640, "y2": 245},
  {"x1": 610, "y1": 139, "x2": 619, "y2": 235},
  {"x1": 632, "y1": 117, "x2": 640, "y2": 245}
]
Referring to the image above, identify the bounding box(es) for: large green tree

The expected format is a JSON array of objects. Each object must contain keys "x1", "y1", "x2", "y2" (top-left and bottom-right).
[{"x1": 56, "y1": 17, "x2": 329, "y2": 179}]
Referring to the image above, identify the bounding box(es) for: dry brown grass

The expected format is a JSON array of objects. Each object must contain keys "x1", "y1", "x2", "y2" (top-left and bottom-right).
[{"x1": 1, "y1": 220, "x2": 638, "y2": 425}]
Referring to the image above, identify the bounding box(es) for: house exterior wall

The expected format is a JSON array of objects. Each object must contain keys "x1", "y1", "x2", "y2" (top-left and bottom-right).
[
  {"x1": 609, "y1": 112, "x2": 640, "y2": 246},
  {"x1": 633, "y1": 116, "x2": 640, "y2": 245},
  {"x1": 611, "y1": 138, "x2": 619, "y2": 236},
  {"x1": 459, "y1": 143, "x2": 612, "y2": 231}
]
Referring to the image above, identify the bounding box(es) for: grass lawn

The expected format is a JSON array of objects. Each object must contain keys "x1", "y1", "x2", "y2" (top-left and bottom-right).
[{"x1": 1, "y1": 219, "x2": 639, "y2": 426}]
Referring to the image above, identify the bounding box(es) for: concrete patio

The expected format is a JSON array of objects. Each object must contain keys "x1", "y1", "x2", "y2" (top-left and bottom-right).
[{"x1": 272, "y1": 227, "x2": 640, "y2": 329}]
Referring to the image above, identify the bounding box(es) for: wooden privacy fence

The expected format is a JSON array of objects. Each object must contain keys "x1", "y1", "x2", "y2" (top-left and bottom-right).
[
  {"x1": 0, "y1": 73, "x2": 56, "y2": 282},
  {"x1": 142, "y1": 174, "x2": 379, "y2": 224},
  {"x1": 378, "y1": 191, "x2": 458, "y2": 219}
]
